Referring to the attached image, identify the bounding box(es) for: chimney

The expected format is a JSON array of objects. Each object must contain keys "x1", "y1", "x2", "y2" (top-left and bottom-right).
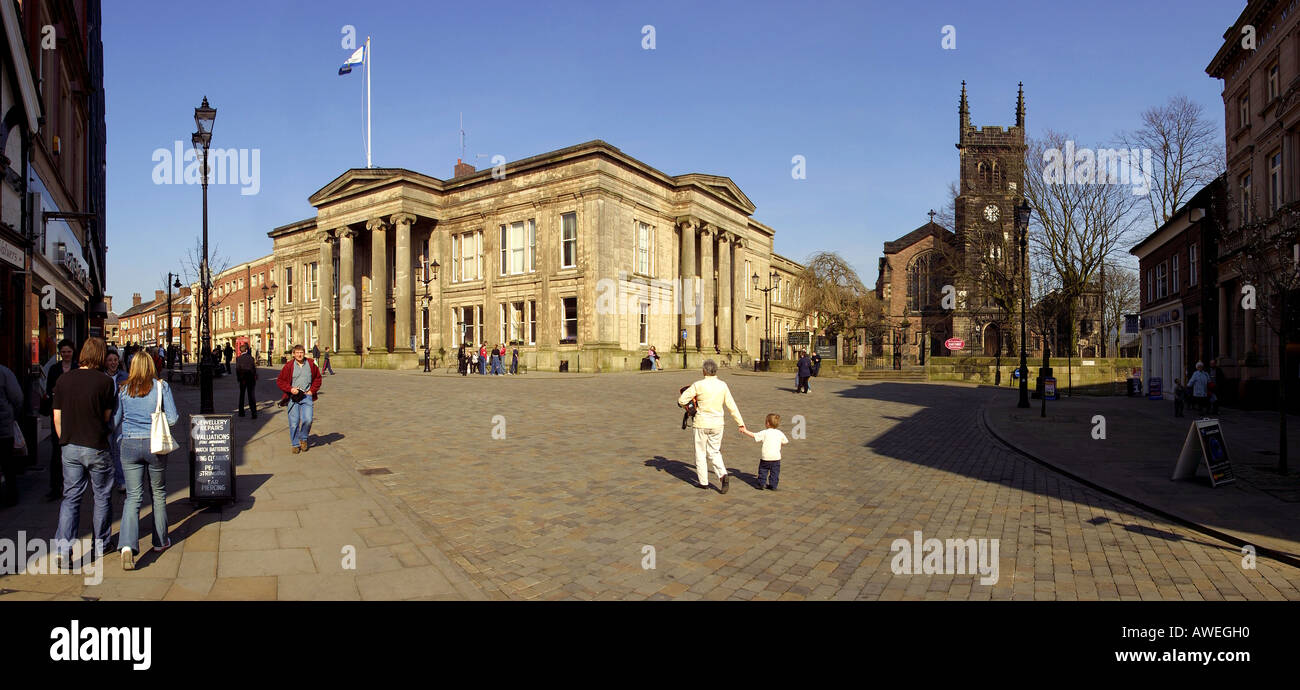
[
  {"x1": 454, "y1": 158, "x2": 476, "y2": 178},
  {"x1": 132, "y1": 293, "x2": 142, "y2": 307},
  {"x1": 155, "y1": 290, "x2": 166, "y2": 305},
  {"x1": 104, "y1": 295, "x2": 113, "y2": 312}
]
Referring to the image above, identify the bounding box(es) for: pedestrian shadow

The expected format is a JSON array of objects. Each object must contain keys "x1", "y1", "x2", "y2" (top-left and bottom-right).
[
  {"x1": 645, "y1": 456, "x2": 699, "y2": 486},
  {"x1": 312, "y1": 432, "x2": 346, "y2": 447}
]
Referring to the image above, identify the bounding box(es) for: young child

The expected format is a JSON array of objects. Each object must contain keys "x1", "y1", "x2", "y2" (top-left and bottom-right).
[{"x1": 743, "y1": 413, "x2": 790, "y2": 490}]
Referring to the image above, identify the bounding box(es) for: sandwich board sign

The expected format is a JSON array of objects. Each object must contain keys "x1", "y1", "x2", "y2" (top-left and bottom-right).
[{"x1": 1172, "y1": 419, "x2": 1236, "y2": 487}]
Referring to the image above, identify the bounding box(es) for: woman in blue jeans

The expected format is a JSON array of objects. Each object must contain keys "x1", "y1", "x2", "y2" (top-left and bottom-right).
[{"x1": 111, "y1": 350, "x2": 178, "y2": 570}]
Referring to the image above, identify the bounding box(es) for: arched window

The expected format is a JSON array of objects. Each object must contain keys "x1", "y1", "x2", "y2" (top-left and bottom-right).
[
  {"x1": 992, "y1": 161, "x2": 1003, "y2": 189},
  {"x1": 979, "y1": 161, "x2": 992, "y2": 188},
  {"x1": 906, "y1": 251, "x2": 945, "y2": 312}
]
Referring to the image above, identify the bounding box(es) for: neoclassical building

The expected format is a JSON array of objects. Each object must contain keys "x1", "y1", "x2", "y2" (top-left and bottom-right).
[{"x1": 269, "y1": 140, "x2": 806, "y2": 371}]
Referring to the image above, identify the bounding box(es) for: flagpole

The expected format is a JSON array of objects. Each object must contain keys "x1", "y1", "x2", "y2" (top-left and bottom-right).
[{"x1": 366, "y1": 36, "x2": 372, "y2": 168}]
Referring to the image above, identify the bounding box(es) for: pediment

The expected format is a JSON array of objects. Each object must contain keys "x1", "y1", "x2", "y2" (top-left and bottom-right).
[
  {"x1": 308, "y1": 168, "x2": 443, "y2": 207},
  {"x1": 675, "y1": 173, "x2": 756, "y2": 214}
]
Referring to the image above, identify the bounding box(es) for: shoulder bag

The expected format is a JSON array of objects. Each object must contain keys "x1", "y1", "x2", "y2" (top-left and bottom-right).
[{"x1": 150, "y1": 382, "x2": 179, "y2": 455}]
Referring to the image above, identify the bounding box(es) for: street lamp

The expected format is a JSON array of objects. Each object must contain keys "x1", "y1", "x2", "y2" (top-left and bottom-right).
[
  {"x1": 166, "y1": 273, "x2": 181, "y2": 369},
  {"x1": 193, "y1": 97, "x2": 216, "y2": 413},
  {"x1": 1016, "y1": 199, "x2": 1032, "y2": 409},
  {"x1": 752, "y1": 270, "x2": 779, "y2": 366},
  {"x1": 261, "y1": 281, "x2": 277, "y2": 365},
  {"x1": 419, "y1": 258, "x2": 439, "y2": 372}
]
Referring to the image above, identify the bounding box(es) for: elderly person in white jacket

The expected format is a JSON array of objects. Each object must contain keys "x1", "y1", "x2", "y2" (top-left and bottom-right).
[{"x1": 678, "y1": 359, "x2": 748, "y2": 493}]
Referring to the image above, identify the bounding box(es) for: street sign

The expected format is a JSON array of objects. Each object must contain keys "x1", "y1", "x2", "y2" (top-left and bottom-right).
[
  {"x1": 190, "y1": 414, "x2": 236, "y2": 503},
  {"x1": 787, "y1": 331, "x2": 811, "y2": 346},
  {"x1": 944, "y1": 337, "x2": 964, "y2": 351},
  {"x1": 1173, "y1": 419, "x2": 1236, "y2": 487}
]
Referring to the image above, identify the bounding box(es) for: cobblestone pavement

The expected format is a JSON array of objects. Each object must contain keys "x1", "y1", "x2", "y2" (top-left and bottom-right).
[{"x1": 314, "y1": 369, "x2": 1300, "y2": 600}]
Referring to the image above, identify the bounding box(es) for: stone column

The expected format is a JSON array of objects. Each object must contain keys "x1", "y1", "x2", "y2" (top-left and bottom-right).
[
  {"x1": 391, "y1": 213, "x2": 415, "y2": 352},
  {"x1": 717, "y1": 231, "x2": 732, "y2": 353},
  {"x1": 368, "y1": 218, "x2": 390, "y2": 352},
  {"x1": 732, "y1": 237, "x2": 746, "y2": 355},
  {"x1": 317, "y1": 230, "x2": 335, "y2": 353},
  {"x1": 1217, "y1": 282, "x2": 1228, "y2": 359},
  {"x1": 339, "y1": 227, "x2": 358, "y2": 354},
  {"x1": 679, "y1": 219, "x2": 698, "y2": 350},
  {"x1": 700, "y1": 225, "x2": 716, "y2": 352}
]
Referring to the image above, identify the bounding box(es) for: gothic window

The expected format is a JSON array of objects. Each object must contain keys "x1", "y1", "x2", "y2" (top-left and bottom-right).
[
  {"x1": 992, "y1": 161, "x2": 1003, "y2": 189},
  {"x1": 976, "y1": 162, "x2": 990, "y2": 189},
  {"x1": 906, "y1": 251, "x2": 944, "y2": 312}
]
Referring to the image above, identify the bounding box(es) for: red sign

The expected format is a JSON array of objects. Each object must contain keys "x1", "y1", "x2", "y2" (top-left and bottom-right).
[{"x1": 944, "y1": 338, "x2": 965, "y2": 351}]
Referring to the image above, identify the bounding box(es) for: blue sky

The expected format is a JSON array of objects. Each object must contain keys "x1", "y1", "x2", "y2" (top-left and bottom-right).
[{"x1": 103, "y1": 0, "x2": 1237, "y2": 305}]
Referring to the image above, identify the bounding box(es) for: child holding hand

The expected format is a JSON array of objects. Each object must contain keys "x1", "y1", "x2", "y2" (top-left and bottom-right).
[{"x1": 742, "y1": 413, "x2": 790, "y2": 490}]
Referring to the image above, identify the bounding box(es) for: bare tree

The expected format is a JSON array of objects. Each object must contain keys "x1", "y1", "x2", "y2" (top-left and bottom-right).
[
  {"x1": 1100, "y1": 261, "x2": 1139, "y2": 357},
  {"x1": 792, "y1": 251, "x2": 882, "y2": 361},
  {"x1": 1120, "y1": 95, "x2": 1224, "y2": 232},
  {"x1": 1024, "y1": 130, "x2": 1143, "y2": 363},
  {"x1": 180, "y1": 236, "x2": 232, "y2": 359}
]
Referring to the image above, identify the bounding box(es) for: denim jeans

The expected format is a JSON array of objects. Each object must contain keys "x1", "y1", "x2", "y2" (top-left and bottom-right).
[
  {"x1": 109, "y1": 430, "x2": 125, "y2": 486},
  {"x1": 479, "y1": 357, "x2": 487, "y2": 375},
  {"x1": 118, "y1": 437, "x2": 168, "y2": 553},
  {"x1": 288, "y1": 398, "x2": 314, "y2": 448},
  {"x1": 491, "y1": 355, "x2": 504, "y2": 375},
  {"x1": 54, "y1": 444, "x2": 114, "y2": 553},
  {"x1": 758, "y1": 460, "x2": 781, "y2": 489}
]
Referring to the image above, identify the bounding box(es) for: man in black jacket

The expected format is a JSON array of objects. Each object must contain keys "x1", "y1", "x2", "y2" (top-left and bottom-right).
[
  {"x1": 235, "y1": 343, "x2": 258, "y2": 418},
  {"x1": 796, "y1": 351, "x2": 812, "y2": 394},
  {"x1": 223, "y1": 342, "x2": 234, "y2": 374}
]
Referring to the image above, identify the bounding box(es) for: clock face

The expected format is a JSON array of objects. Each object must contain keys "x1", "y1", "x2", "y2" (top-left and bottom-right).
[{"x1": 984, "y1": 204, "x2": 1000, "y2": 222}]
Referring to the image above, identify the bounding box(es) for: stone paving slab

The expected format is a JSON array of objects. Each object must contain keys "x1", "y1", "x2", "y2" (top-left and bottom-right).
[{"x1": 983, "y1": 388, "x2": 1300, "y2": 563}]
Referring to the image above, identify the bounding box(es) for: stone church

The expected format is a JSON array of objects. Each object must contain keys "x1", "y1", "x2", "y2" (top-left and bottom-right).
[{"x1": 875, "y1": 83, "x2": 1027, "y2": 363}]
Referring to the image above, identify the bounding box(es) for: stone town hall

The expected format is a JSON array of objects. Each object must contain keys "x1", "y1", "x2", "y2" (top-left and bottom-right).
[{"x1": 875, "y1": 83, "x2": 1027, "y2": 363}]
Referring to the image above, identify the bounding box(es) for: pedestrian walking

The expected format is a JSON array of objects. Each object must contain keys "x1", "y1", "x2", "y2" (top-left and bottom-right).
[
  {"x1": 510, "y1": 347, "x2": 519, "y2": 375},
  {"x1": 1188, "y1": 361, "x2": 1211, "y2": 413},
  {"x1": 457, "y1": 344, "x2": 467, "y2": 376},
  {"x1": 150, "y1": 346, "x2": 163, "y2": 376},
  {"x1": 0, "y1": 362, "x2": 23, "y2": 507},
  {"x1": 236, "y1": 343, "x2": 258, "y2": 418},
  {"x1": 311, "y1": 343, "x2": 321, "y2": 361},
  {"x1": 103, "y1": 350, "x2": 128, "y2": 492},
  {"x1": 741, "y1": 413, "x2": 790, "y2": 490},
  {"x1": 796, "y1": 350, "x2": 812, "y2": 394},
  {"x1": 677, "y1": 359, "x2": 748, "y2": 493},
  {"x1": 809, "y1": 350, "x2": 821, "y2": 391},
  {"x1": 42, "y1": 339, "x2": 76, "y2": 501},
  {"x1": 492, "y1": 343, "x2": 505, "y2": 375},
  {"x1": 322, "y1": 347, "x2": 335, "y2": 375},
  {"x1": 223, "y1": 342, "x2": 234, "y2": 374},
  {"x1": 111, "y1": 352, "x2": 178, "y2": 570},
  {"x1": 51, "y1": 337, "x2": 117, "y2": 564},
  {"x1": 479, "y1": 342, "x2": 488, "y2": 375},
  {"x1": 277, "y1": 344, "x2": 322, "y2": 454}
]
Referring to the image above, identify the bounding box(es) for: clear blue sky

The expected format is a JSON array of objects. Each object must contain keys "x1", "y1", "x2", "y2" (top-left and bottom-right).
[{"x1": 103, "y1": 0, "x2": 1238, "y2": 306}]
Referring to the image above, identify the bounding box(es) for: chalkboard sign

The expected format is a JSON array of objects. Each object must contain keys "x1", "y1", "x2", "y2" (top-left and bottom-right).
[
  {"x1": 1172, "y1": 419, "x2": 1236, "y2": 487},
  {"x1": 190, "y1": 414, "x2": 236, "y2": 503}
]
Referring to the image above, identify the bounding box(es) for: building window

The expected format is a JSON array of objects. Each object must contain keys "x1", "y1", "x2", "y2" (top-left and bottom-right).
[
  {"x1": 1171, "y1": 253, "x2": 1179, "y2": 294},
  {"x1": 636, "y1": 222, "x2": 654, "y2": 275},
  {"x1": 1239, "y1": 93, "x2": 1250, "y2": 129},
  {"x1": 453, "y1": 305, "x2": 480, "y2": 346},
  {"x1": 284, "y1": 323, "x2": 293, "y2": 349},
  {"x1": 1241, "y1": 173, "x2": 1252, "y2": 224},
  {"x1": 639, "y1": 302, "x2": 649, "y2": 346},
  {"x1": 561, "y1": 296, "x2": 578, "y2": 343},
  {"x1": 1156, "y1": 262, "x2": 1167, "y2": 299},
  {"x1": 1270, "y1": 149, "x2": 1283, "y2": 212},
  {"x1": 237, "y1": 303, "x2": 244, "y2": 325},
  {"x1": 308, "y1": 262, "x2": 319, "y2": 301},
  {"x1": 1189, "y1": 244, "x2": 1197, "y2": 286},
  {"x1": 453, "y1": 230, "x2": 482, "y2": 282},
  {"x1": 528, "y1": 300, "x2": 537, "y2": 345},
  {"x1": 560, "y1": 212, "x2": 577, "y2": 269},
  {"x1": 1268, "y1": 63, "x2": 1279, "y2": 102},
  {"x1": 499, "y1": 220, "x2": 535, "y2": 276},
  {"x1": 906, "y1": 251, "x2": 944, "y2": 312},
  {"x1": 285, "y1": 266, "x2": 294, "y2": 304}
]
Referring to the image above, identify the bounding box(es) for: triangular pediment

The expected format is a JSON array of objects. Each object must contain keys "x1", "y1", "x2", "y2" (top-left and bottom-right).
[
  {"x1": 674, "y1": 173, "x2": 756, "y2": 214},
  {"x1": 308, "y1": 167, "x2": 444, "y2": 207}
]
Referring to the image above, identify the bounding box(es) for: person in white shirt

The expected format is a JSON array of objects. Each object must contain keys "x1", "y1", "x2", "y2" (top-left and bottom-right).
[
  {"x1": 1187, "y1": 361, "x2": 1211, "y2": 413},
  {"x1": 743, "y1": 413, "x2": 790, "y2": 490},
  {"x1": 677, "y1": 359, "x2": 747, "y2": 493}
]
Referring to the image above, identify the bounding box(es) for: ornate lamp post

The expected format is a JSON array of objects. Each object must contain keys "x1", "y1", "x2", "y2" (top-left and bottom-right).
[
  {"x1": 1016, "y1": 199, "x2": 1033, "y2": 408},
  {"x1": 261, "y1": 281, "x2": 277, "y2": 365},
  {"x1": 419, "y1": 258, "x2": 439, "y2": 372},
  {"x1": 193, "y1": 97, "x2": 216, "y2": 413},
  {"x1": 166, "y1": 273, "x2": 181, "y2": 369},
  {"x1": 752, "y1": 270, "x2": 779, "y2": 366}
]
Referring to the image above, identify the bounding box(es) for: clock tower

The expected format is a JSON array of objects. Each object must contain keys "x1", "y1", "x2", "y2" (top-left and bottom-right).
[{"x1": 952, "y1": 81, "x2": 1027, "y2": 356}]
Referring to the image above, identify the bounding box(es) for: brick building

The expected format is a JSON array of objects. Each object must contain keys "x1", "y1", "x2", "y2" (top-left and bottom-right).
[{"x1": 188, "y1": 253, "x2": 276, "y2": 360}]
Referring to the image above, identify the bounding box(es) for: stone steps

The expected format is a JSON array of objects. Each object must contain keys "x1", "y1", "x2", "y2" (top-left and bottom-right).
[{"x1": 857, "y1": 369, "x2": 928, "y2": 382}]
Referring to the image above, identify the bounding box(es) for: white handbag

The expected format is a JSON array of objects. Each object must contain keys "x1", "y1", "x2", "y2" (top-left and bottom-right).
[{"x1": 150, "y1": 382, "x2": 179, "y2": 455}]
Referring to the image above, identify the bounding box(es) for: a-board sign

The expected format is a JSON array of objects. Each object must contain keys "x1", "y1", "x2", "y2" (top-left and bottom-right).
[
  {"x1": 1148, "y1": 377, "x2": 1162, "y2": 400},
  {"x1": 1044, "y1": 377, "x2": 1058, "y2": 400},
  {"x1": 1172, "y1": 419, "x2": 1236, "y2": 487},
  {"x1": 944, "y1": 337, "x2": 965, "y2": 350},
  {"x1": 190, "y1": 414, "x2": 236, "y2": 502}
]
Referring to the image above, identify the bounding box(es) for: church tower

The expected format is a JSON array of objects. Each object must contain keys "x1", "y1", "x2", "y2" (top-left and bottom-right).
[{"x1": 952, "y1": 82, "x2": 1027, "y2": 357}]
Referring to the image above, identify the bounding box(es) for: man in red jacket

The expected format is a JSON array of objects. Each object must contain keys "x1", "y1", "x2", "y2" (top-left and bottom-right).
[{"x1": 276, "y1": 344, "x2": 322, "y2": 454}]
